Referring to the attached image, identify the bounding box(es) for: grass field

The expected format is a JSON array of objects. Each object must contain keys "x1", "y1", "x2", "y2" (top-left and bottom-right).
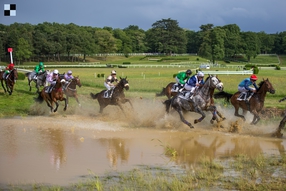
[{"x1": 0, "y1": 63, "x2": 286, "y2": 117}]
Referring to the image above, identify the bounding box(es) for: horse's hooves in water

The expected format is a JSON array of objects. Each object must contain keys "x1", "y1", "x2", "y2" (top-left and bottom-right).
[
  {"x1": 272, "y1": 130, "x2": 283, "y2": 138},
  {"x1": 188, "y1": 124, "x2": 194, "y2": 128},
  {"x1": 194, "y1": 119, "x2": 199, "y2": 124}
]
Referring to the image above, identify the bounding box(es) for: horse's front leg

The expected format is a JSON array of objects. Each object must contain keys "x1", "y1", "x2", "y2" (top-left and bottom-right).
[
  {"x1": 45, "y1": 100, "x2": 53, "y2": 112},
  {"x1": 193, "y1": 106, "x2": 206, "y2": 124},
  {"x1": 63, "y1": 98, "x2": 67, "y2": 111},
  {"x1": 122, "y1": 98, "x2": 133, "y2": 109},
  {"x1": 1, "y1": 80, "x2": 7, "y2": 93},
  {"x1": 74, "y1": 95, "x2": 81, "y2": 107},
  {"x1": 250, "y1": 110, "x2": 260, "y2": 125}
]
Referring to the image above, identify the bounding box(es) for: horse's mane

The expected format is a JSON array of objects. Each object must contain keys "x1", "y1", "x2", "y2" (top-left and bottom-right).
[{"x1": 257, "y1": 80, "x2": 264, "y2": 91}]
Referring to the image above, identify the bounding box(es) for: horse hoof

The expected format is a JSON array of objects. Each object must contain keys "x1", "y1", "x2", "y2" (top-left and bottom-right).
[
  {"x1": 222, "y1": 117, "x2": 226, "y2": 121},
  {"x1": 194, "y1": 119, "x2": 198, "y2": 124},
  {"x1": 210, "y1": 120, "x2": 214, "y2": 124}
]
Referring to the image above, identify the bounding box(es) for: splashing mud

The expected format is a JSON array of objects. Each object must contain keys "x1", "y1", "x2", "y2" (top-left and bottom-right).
[{"x1": 0, "y1": 97, "x2": 285, "y2": 187}]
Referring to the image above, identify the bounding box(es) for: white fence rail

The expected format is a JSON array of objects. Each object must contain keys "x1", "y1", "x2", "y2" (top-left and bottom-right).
[{"x1": 204, "y1": 70, "x2": 253, "y2": 75}]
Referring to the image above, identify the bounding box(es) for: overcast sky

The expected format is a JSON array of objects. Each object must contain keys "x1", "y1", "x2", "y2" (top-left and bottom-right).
[{"x1": 1, "y1": 0, "x2": 285, "y2": 34}]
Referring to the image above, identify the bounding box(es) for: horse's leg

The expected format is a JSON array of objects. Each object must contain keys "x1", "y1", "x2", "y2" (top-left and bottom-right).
[
  {"x1": 273, "y1": 116, "x2": 286, "y2": 137},
  {"x1": 28, "y1": 79, "x2": 32, "y2": 91},
  {"x1": 234, "y1": 105, "x2": 246, "y2": 121},
  {"x1": 74, "y1": 94, "x2": 81, "y2": 107},
  {"x1": 121, "y1": 98, "x2": 133, "y2": 109},
  {"x1": 176, "y1": 107, "x2": 194, "y2": 128},
  {"x1": 193, "y1": 106, "x2": 206, "y2": 124},
  {"x1": 53, "y1": 101, "x2": 59, "y2": 112},
  {"x1": 63, "y1": 98, "x2": 67, "y2": 111},
  {"x1": 250, "y1": 110, "x2": 260, "y2": 125},
  {"x1": 1, "y1": 80, "x2": 7, "y2": 93},
  {"x1": 66, "y1": 95, "x2": 69, "y2": 108}
]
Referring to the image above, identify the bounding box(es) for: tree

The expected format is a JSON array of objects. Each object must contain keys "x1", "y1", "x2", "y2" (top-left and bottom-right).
[
  {"x1": 94, "y1": 29, "x2": 117, "y2": 60},
  {"x1": 198, "y1": 27, "x2": 226, "y2": 64},
  {"x1": 146, "y1": 18, "x2": 187, "y2": 54},
  {"x1": 15, "y1": 37, "x2": 32, "y2": 64},
  {"x1": 222, "y1": 24, "x2": 242, "y2": 57},
  {"x1": 257, "y1": 31, "x2": 275, "y2": 54},
  {"x1": 240, "y1": 32, "x2": 260, "y2": 61}
]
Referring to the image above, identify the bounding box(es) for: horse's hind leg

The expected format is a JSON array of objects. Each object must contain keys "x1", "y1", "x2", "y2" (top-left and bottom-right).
[
  {"x1": 234, "y1": 106, "x2": 246, "y2": 121},
  {"x1": 176, "y1": 108, "x2": 194, "y2": 128}
]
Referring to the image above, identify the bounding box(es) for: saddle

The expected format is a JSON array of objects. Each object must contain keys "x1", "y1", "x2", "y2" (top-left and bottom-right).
[
  {"x1": 237, "y1": 92, "x2": 247, "y2": 101},
  {"x1": 171, "y1": 83, "x2": 179, "y2": 92},
  {"x1": 178, "y1": 90, "x2": 191, "y2": 100},
  {"x1": 104, "y1": 89, "x2": 113, "y2": 98}
]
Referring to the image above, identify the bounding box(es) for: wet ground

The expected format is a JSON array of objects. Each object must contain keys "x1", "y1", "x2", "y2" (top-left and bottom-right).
[{"x1": 0, "y1": 98, "x2": 285, "y2": 187}]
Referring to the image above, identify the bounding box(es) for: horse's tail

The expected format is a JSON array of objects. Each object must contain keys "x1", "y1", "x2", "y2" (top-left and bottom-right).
[
  {"x1": 214, "y1": 91, "x2": 233, "y2": 102},
  {"x1": 155, "y1": 87, "x2": 166, "y2": 97},
  {"x1": 34, "y1": 92, "x2": 44, "y2": 103},
  {"x1": 90, "y1": 92, "x2": 99, "y2": 100},
  {"x1": 163, "y1": 98, "x2": 172, "y2": 113}
]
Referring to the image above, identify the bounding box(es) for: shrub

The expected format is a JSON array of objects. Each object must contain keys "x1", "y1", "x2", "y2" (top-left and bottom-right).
[
  {"x1": 275, "y1": 65, "x2": 281, "y2": 70},
  {"x1": 101, "y1": 73, "x2": 105, "y2": 78},
  {"x1": 97, "y1": 74, "x2": 101, "y2": 78},
  {"x1": 196, "y1": 58, "x2": 200, "y2": 61},
  {"x1": 122, "y1": 62, "x2": 131, "y2": 65}
]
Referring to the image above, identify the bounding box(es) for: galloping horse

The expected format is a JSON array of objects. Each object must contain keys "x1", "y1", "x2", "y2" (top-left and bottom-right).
[
  {"x1": 0, "y1": 69, "x2": 18, "y2": 95},
  {"x1": 156, "y1": 82, "x2": 178, "y2": 99},
  {"x1": 272, "y1": 97, "x2": 286, "y2": 138},
  {"x1": 164, "y1": 75, "x2": 225, "y2": 128},
  {"x1": 25, "y1": 70, "x2": 48, "y2": 93},
  {"x1": 63, "y1": 76, "x2": 82, "y2": 107},
  {"x1": 35, "y1": 78, "x2": 67, "y2": 113},
  {"x1": 90, "y1": 77, "x2": 133, "y2": 114},
  {"x1": 214, "y1": 78, "x2": 275, "y2": 125}
]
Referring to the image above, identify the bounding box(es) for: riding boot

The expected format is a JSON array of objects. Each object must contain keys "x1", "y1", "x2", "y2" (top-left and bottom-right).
[
  {"x1": 189, "y1": 93, "x2": 194, "y2": 100},
  {"x1": 245, "y1": 92, "x2": 254, "y2": 103},
  {"x1": 109, "y1": 89, "x2": 113, "y2": 98}
]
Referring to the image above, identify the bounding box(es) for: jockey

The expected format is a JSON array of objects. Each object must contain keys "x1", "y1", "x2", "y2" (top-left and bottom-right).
[
  {"x1": 33, "y1": 62, "x2": 45, "y2": 79},
  {"x1": 3, "y1": 63, "x2": 14, "y2": 79},
  {"x1": 175, "y1": 69, "x2": 192, "y2": 92},
  {"x1": 104, "y1": 70, "x2": 118, "y2": 98},
  {"x1": 238, "y1": 74, "x2": 258, "y2": 102},
  {"x1": 185, "y1": 71, "x2": 205, "y2": 99},
  {"x1": 46, "y1": 69, "x2": 59, "y2": 93},
  {"x1": 63, "y1": 70, "x2": 74, "y2": 90}
]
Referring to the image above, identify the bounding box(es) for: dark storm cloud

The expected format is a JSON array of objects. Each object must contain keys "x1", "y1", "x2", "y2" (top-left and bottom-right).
[{"x1": 1, "y1": 0, "x2": 285, "y2": 33}]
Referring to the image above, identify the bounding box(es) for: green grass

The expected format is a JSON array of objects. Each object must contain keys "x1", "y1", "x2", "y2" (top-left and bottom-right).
[{"x1": 0, "y1": 66, "x2": 285, "y2": 117}]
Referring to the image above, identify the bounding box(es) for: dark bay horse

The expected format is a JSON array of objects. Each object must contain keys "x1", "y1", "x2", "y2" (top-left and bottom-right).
[
  {"x1": 0, "y1": 69, "x2": 18, "y2": 95},
  {"x1": 35, "y1": 78, "x2": 67, "y2": 113},
  {"x1": 25, "y1": 70, "x2": 49, "y2": 93},
  {"x1": 164, "y1": 75, "x2": 225, "y2": 128},
  {"x1": 273, "y1": 97, "x2": 286, "y2": 138},
  {"x1": 214, "y1": 78, "x2": 275, "y2": 125},
  {"x1": 63, "y1": 76, "x2": 82, "y2": 107},
  {"x1": 156, "y1": 82, "x2": 178, "y2": 99},
  {"x1": 90, "y1": 77, "x2": 133, "y2": 114}
]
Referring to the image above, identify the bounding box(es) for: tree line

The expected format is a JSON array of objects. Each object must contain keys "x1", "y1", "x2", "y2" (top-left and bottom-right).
[{"x1": 0, "y1": 18, "x2": 285, "y2": 64}]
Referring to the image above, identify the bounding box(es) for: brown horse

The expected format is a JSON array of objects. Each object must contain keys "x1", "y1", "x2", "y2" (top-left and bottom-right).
[
  {"x1": 273, "y1": 97, "x2": 286, "y2": 138},
  {"x1": 0, "y1": 69, "x2": 18, "y2": 95},
  {"x1": 90, "y1": 77, "x2": 133, "y2": 114},
  {"x1": 63, "y1": 76, "x2": 82, "y2": 107},
  {"x1": 214, "y1": 78, "x2": 275, "y2": 125},
  {"x1": 156, "y1": 82, "x2": 178, "y2": 99},
  {"x1": 35, "y1": 78, "x2": 67, "y2": 112}
]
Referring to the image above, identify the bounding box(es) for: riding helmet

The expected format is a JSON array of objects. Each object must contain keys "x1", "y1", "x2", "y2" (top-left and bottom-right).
[
  {"x1": 111, "y1": 70, "x2": 116, "y2": 75},
  {"x1": 197, "y1": 71, "x2": 204, "y2": 77},
  {"x1": 186, "y1": 69, "x2": 192, "y2": 75},
  {"x1": 67, "y1": 70, "x2": 72, "y2": 75},
  {"x1": 39, "y1": 62, "x2": 43, "y2": 66},
  {"x1": 53, "y1": 69, "x2": 59, "y2": 75},
  {"x1": 250, "y1": 74, "x2": 257, "y2": 80}
]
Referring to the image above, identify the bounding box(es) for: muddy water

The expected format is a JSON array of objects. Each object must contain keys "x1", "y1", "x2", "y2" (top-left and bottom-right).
[{"x1": 0, "y1": 114, "x2": 285, "y2": 187}]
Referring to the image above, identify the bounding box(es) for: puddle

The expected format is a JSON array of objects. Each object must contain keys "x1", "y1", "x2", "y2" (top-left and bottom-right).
[{"x1": 0, "y1": 114, "x2": 285, "y2": 187}]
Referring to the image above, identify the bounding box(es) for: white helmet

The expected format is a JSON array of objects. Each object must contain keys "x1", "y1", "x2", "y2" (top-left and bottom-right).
[
  {"x1": 197, "y1": 71, "x2": 204, "y2": 77},
  {"x1": 111, "y1": 70, "x2": 116, "y2": 75},
  {"x1": 53, "y1": 69, "x2": 59, "y2": 74}
]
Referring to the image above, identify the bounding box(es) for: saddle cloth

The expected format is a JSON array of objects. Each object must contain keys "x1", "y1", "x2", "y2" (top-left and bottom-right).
[
  {"x1": 237, "y1": 92, "x2": 247, "y2": 101},
  {"x1": 171, "y1": 83, "x2": 179, "y2": 92}
]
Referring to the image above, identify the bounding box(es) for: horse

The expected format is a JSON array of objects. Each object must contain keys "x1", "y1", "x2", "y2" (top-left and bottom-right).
[
  {"x1": 35, "y1": 77, "x2": 67, "y2": 113},
  {"x1": 0, "y1": 69, "x2": 18, "y2": 95},
  {"x1": 156, "y1": 82, "x2": 178, "y2": 99},
  {"x1": 90, "y1": 77, "x2": 133, "y2": 114},
  {"x1": 163, "y1": 75, "x2": 225, "y2": 128},
  {"x1": 272, "y1": 97, "x2": 286, "y2": 138},
  {"x1": 214, "y1": 78, "x2": 275, "y2": 125},
  {"x1": 63, "y1": 76, "x2": 82, "y2": 107},
  {"x1": 25, "y1": 70, "x2": 49, "y2": 93}
]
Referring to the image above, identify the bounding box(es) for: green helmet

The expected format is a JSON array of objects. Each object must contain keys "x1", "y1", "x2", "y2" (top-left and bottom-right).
[{"x1": 39, "y1": 62, "x2": 43, "y2": 67}]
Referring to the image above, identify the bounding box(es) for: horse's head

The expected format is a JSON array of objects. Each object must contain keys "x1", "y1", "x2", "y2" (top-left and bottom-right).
[
  {"x1": 259, "y1": 78, "x2": 275, "y2": 94},
  {"x1": 118, "y1": 77, "x2": 129, "y2": 91},
  {"x1": 208, "y1": 75, "x2": 224, "y2": 91},
  {"x1": 74, "y1": 76, "x2": 82, "y2": 87}
]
